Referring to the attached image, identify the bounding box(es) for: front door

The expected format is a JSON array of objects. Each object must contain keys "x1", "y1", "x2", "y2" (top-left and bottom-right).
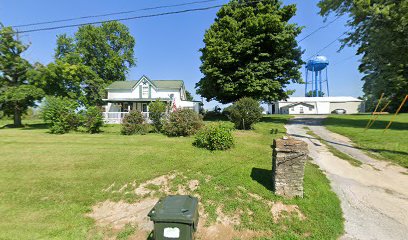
[
  {"x1": 300, "y1": 106, "x2": 304, "y2": 114},
  {"x1": 142, "y1": 103, "x2": 148, "y2": 113}
]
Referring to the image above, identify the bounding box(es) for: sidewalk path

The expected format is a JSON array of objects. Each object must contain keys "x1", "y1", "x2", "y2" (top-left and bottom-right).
[{"x1": 285, "y1": 115, "x2": 408, "y2": 240}]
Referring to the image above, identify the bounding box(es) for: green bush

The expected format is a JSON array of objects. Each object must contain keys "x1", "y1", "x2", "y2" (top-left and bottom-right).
[
  {"x1": 193, "y1": 122, "x2": 234, "y2": 150},
  {"x1": 229, "y1": 97, "x2": 263, "y2": 130},
  {"x1": 149, "y1": 99, "x2": 167, "y2": 132},
  {"x1": 42, "y1": 97, "x2": 80, "y2": 134},
  {"x1": 83, "y1": 106, "x2": 104, "y2": 134},
  {"x1": 163, "y1": 109, "x2": 204, "y2": 137},
  {"x1": 121, "y1": 111, "x2": 146, "y2": 135}
]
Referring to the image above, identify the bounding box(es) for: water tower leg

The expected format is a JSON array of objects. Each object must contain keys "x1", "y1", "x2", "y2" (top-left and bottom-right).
[
  {"x1": 315, "y1": 71, "x2": 319, "y2": 97},
  {"x1": 326, "y1": 68, "x2": 330, "y2": 97},
  {"x1": 319, "y1": 71, "x2": 323, "y2": 97},
  {"x1": 305, "y1": 68, "x2": 308, "y2": 97}
]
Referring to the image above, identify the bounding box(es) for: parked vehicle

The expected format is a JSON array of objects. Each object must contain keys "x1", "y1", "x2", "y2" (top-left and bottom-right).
[{"x1": 332, "y1": 109, "x2": 347, "y2": 114}]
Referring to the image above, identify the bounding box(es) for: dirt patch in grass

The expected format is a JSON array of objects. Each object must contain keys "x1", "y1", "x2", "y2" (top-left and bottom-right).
[
  {"x1": 91, "y1": 174, "x2": 272, "y2": 239},
  {"x1": 86, "y1": 198, "x2": 157, "y2": 232},
  {"x1": 270, "y1": 201, "x2": 305, "y2": 223},
  {"x1": 196, "y1": 204, "x2": 269, "y2": 240},
  {"x1": 244, "y1": 188, "x2": 306, "y2": 224},
  {"x1": 134, "y1": 173, "x2": 177, "y2": 196}
]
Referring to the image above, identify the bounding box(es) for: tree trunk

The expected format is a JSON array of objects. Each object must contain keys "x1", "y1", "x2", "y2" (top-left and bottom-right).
[{"x1": 14, "y1": 104, "x2": 22, "y2": 127}]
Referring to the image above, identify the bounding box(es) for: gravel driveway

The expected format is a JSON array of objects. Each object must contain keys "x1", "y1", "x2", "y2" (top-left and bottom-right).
[{"x1": 285, "y1": 115, "x2": 408, "y2": 240}]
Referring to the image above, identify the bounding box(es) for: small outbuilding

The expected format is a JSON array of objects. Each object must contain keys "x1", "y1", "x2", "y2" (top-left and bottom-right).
[{"x1": 268, "y1": 96, "x2": 364, "y2": 115}]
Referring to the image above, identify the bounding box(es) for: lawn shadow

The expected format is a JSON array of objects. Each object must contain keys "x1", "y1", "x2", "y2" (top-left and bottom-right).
[
  {"x1": 290, "y1": 132, "x2": 408, "y2": 161},
  {"x1": 324, "y1": 117, "x2": 407, "y2": 130},
  {"x1": 261, "y1": 116, "x2": 289, "y2": 125},
  {"x1": 20, "y1": 123, "x2": 49, "y2": 130},
  {"x1": 250, "y1": 167, "x2": 274, "y2": 192}
]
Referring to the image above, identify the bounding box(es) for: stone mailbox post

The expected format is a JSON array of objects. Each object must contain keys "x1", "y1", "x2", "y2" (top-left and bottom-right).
[{"x1": 272, "y1": 137, "x2": 308, "y2": 198}]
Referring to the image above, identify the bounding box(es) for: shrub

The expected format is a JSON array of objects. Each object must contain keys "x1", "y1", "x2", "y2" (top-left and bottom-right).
[
  {"x1": 83, "y1": 106, "x2": 104, "y2": 134},
  {"x1": 149, "y1": 99, "x2": 167, "y2": 132},
  {"x1": 193, "y1": 122, "x2": 234, "y2": 150},
  {"x1": 229, "y1": 97, "x2": 263, "y2": 130},
  {"x1": 121, "y1": 111, "x2": 145, "y2": 135},
  {"x1": 42, "y1": 97, "x2": 80, "y2": 134},
  {"x1": 163, "y1": 109, "x2": 204, "y2": 136},
  {"x1": 203, "y1": 111, "x2": 229, "y2": 121}
]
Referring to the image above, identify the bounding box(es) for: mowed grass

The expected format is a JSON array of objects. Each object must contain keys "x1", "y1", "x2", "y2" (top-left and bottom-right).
[
  {"x1": 323, "y1": 114, "x2": 408, "y2": 168},
  {"x1": 0, "y1": 116, "x2": 343, "y2": 239}
]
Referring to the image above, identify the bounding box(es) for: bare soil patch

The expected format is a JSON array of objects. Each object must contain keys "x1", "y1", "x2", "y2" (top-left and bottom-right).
[{"x1": 90, "y1": 174, "x2": 276, "y2": 239}]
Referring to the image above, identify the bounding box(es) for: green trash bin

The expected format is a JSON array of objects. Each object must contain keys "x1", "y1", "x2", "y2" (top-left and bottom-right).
[{"x1": 148, "y1": 195, "x2": 199, "y2": 240}]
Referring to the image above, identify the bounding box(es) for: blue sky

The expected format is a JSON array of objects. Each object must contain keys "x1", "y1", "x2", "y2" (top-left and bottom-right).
[{"x1": 1, "y1": 0, "x2": 363, "y2": 109}]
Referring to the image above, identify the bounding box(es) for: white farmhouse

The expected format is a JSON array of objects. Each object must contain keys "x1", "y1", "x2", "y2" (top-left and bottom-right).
[
  {"x1": 268, "y1": 96, "x2": 365, "y2": 115},
  {"x1": 103, "y1": 75, "x2": 201, "y2": 123}
]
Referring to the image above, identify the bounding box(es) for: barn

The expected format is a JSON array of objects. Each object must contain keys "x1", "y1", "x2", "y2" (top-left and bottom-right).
[{"x1": 268, "y1": 96, "x2": 365, "y2": 115}]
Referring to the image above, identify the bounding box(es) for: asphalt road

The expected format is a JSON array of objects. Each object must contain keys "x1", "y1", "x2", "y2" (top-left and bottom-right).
[{"x1": 285, "y1": 115, "x2": 408, "y2": 240}]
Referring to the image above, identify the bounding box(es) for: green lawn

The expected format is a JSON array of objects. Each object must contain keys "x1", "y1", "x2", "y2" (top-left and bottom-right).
[
  {"x1": 0, "y1": 116, "x2": 343, "y2": 239},
  {"x1": 323, "y1": 114, "x2": 408, "y2": 168}
]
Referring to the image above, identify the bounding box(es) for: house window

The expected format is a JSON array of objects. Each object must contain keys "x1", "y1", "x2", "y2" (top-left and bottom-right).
[
  {"x1": 290, "y1": 108, "x2": 294, "y2": 111},
  {"x1": 142, "y1": 103, "x2": 148, "y2": 112},
  {"x1": 142, "y1": 85, "x2": 149, "y2": 98},
  {"x1": 309, "y1": 107, "x2": 313, "y2": 111}
]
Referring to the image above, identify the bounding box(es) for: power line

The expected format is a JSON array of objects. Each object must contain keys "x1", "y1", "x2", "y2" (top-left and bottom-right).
[
  {"x1": 16, "y1": 4, "x2": 226, "y2": 34},
  {"x1": 12, "y1": 0, "x2": 219, "y2": 28},
  {"x1": 331, "y1": 54, "x2": 358, "y2": 67},
  {"x1": 305, "y1": 32, "x2": 347, "y2": 60},
  {"x1": 298, "y1": 15, "x2": 342, "y2": 43}
]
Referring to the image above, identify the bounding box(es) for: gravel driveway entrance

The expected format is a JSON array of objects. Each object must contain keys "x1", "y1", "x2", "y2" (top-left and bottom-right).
[{"x1": 286, "y1": 115, "x2": 408, "y2": 240}]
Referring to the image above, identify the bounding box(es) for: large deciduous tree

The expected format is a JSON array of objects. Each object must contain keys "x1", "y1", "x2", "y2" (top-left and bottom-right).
[
  {"x1": 0, "y1": 26, "x2": 44, "y2": 127},
  {"x1": 197, "y1": 0, "x2": 303, "y2": 104},
  {"x1": 36, "y1": 21, "x2": 136, "y2": 106},
  {"x1": 318, "y1": 0, "x2": 408, "y2": 112}
]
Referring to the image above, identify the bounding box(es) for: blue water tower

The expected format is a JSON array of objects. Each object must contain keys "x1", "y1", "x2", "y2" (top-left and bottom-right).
[{"x1": 305, "y1": 55, "x2": 329, "y2": 97}]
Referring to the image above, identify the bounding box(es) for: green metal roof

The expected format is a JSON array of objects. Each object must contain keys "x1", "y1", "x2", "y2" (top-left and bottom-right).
[
  {"x1": 106, "y1": 79, "x2": 184, "y2": 90},
  {"x1": 153, "y1": 80, "x2": 183, "y2": 89},
  {"x1": 106, "y1": 81, "x2": 138, "y2": 90}
]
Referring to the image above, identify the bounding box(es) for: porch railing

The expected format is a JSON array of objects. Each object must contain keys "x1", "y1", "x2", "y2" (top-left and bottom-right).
[{"x1": 103, "y1": 112, "x2": 150, "y2": 124}]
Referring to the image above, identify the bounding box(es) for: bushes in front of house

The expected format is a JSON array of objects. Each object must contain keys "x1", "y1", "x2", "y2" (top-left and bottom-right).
[
  {"x1": 42, "y1": 97, "x2": 81, "y2": 134},
  {"x1": 83, "y1": 106, "x2": 104, "y2": 134},
  {"x1": 193, "y1": 122, "x2": 234, "y2": 150},
  {"x1": 149, "y1": 99, "x2": 167, "y2": 132},
  {"x1": 42, "y1": 97, "x2": 104, "y2": 134},
  {"x1": 163, "y1": 109, "x2": 204, "y2": 137},
  {"x1": 228, "y1": 97, "x2": 263, "y2": 130},
  {"x1": 121, "y1": 110, "x2": 150, "y2": 135}
]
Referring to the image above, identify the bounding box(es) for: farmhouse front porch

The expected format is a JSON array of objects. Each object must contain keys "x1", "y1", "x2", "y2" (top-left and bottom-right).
[{"x1": 102, "y1": 98, "x2": 171, "y2": 124}]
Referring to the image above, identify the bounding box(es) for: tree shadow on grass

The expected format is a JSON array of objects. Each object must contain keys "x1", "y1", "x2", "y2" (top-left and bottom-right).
[
  {"x1": 0, "y1": 123, "x2": 48, "y2": 130},
  {"x1": 250, "y1": 167, "x2": 274, "y2": 192},
  {"x1": 289, "y1": 116, "x2": 407, "y2": 130},
  {"x1": 261, "y1": 116, "x2": 290, "y2": 125},
  {"x1": 20, "y1": 123, "x2": 49, "y2": 130},
  {"x1": 323, "y1": 117, "x2": 407, "y2": 130},
  {"x1": 290, "y1": 132, "x2": 408, "y2": 163}
]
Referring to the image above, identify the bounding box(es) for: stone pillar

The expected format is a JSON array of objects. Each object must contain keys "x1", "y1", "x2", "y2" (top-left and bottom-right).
[{"x1": 272, "y1": 137, "x2": 308, "y2": 198}]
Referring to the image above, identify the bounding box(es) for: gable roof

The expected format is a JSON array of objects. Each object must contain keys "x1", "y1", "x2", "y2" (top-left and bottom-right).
[
  {"x1": 106, "y1": 76, "x2": 184, "y2": 90},
  {"x1": 282, "y1": 102, "x2": 315, "y2": 108}
]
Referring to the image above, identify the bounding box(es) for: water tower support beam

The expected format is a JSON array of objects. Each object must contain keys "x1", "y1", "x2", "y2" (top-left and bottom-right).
[
  {"x1": 315, "y1": 70, "x2": 319, "y2": 97},
  {"x1": 319, "y1": 71, "x2": 323, "y2": 97},
  {"x1": 305, "y1": 68, "x2": 308, "y2": 97},
  {"x1": 326, "y1": 67, "x2": 330, "y2": 96}
]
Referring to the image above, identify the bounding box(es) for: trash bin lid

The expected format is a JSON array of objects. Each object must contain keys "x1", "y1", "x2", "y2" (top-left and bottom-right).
[{"x1": 148, "y1": 195, "x2": 198, "y2": 224}]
